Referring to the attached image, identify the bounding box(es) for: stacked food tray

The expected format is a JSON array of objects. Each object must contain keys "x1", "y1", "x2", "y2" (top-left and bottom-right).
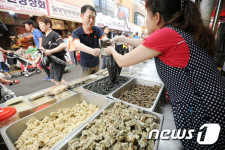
[
  {"x1": 82, "y1": 76, "x2": 133, "y2": 97},
  {"x1": 108, "y1": 78, "x2": 164, "y2": 111},
  {"x1": 0, "y1": 92, "x2": 111, "y2": 150},
  {"x1": 0, "y1": 71, "x2": 165, "y2": 149},
  {"x1": 53, "y1": 100, "x2": 163, "y2": 150}
]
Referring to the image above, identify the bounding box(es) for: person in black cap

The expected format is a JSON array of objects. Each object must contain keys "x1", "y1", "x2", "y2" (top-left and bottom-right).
[{"x1": 23, "y1": 20, "x2": 51, "y2": 81}]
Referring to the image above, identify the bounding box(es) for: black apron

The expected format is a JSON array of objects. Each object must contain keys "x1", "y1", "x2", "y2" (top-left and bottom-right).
[{"x1": 155, "y1": 26, "x2": 225, "y2": 150}]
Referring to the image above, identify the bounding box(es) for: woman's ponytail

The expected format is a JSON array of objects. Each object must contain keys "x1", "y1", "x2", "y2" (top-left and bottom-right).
[
  {"x1": 180, "y1": 0, "x2": 215, "y2": 56},
  {"x1": 146, "y1": 0, "x2": 215, "y2": 56}
]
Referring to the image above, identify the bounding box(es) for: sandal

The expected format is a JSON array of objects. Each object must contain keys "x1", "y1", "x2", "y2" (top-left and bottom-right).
[{"x1": 9, "y1": 80, "x2": 20, "y2": 86}]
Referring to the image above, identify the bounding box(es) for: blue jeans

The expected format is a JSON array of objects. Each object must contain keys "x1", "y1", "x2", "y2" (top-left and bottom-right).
[{"x1": 0, "y1": 62, "x2": 10, "y2": 72}]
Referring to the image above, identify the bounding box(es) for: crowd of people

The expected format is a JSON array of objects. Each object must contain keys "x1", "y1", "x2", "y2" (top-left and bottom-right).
[{"x1": 1, "y1": 4, "x2": 143, "y2": 86}]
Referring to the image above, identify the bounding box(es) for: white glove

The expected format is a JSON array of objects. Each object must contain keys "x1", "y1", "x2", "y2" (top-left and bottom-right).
[{"x1": 110, "y1": 35, "x2": 126, "y2": 46}]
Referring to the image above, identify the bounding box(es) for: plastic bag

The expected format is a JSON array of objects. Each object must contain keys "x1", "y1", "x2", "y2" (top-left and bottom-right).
[
  {"x1": 39, "y1": 42, "x2": 67, "y2": 66},
  {"x1": 48, "y1": 42, "x2": 67, "y2": 66},
  {"x1": 42, "y1": 56, "x2": 50, "y2": 66},
  {"x1": 106, "y1": 44, "x2": 125, "y2": 83}
]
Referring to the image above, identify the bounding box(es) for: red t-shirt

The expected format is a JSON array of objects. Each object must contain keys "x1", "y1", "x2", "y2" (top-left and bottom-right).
[{"x1": 142, "y1": 28, "x2": 190, "y2": 68}]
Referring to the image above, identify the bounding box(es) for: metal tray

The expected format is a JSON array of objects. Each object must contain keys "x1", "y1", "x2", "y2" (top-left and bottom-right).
[
  {"x1": 53, "y1": 100, "x2": 164, "y2": 150},
  {"x1": 68, "y1": 74, "x2": 101, "y2": 89},
  {"x1": 69, "y1": 76, "x2": 105, "y2": 94},
  {"x1": 109, "y1": 78, "x2": 164, "y2": 111},
  {"x1": 82, "y1": 76, "x2": 133, "y2": 97},
  {"x1": 54, "y1": 90, "x2": 76, "y2": 101},
  {"x1": 0, "y1": 92, "x2": 112, "y2": 150},
  {"x1": 2, "y1": 96, "x2": 34, "y2": 118}
]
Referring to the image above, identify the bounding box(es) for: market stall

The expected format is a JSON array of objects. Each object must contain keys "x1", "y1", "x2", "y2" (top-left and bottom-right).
[{"x1": 0, "y1": 60, "x2": 185, "y2": 150}]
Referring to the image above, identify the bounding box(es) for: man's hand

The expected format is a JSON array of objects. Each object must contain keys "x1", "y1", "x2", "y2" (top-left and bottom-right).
[
  {"x1": 45, "y1": 50, "x2": 53, "y2": 56},
  {"x1": 6, "y1": 50, "x2": 11, "y2": 53},
  {"x1": 92, "y1": 48, "x2": 100, "y2": 57}
]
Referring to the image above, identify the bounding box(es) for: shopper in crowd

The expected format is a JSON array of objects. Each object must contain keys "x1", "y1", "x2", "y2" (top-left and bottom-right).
[
  {"x1": 23, "y1": 20, "x2": 51, "y2": 81},
  {"x1": 133, "y1": 32, "x2": 139, "y2": 39},
  {"x1": 104, "y1": 0, "x2": 225, "y2": 149},
  {"x1": 63, "y1": 35, "x2": 68, "y2": 51},
  {"x1": 101, "y1": 26, "x2": 110, "y2": 70},
  {"x1": 72, "y1": 5, "x2": 109, "y2": 76},
  {"x1": 63, "y1": 34, "x2": 71, "y2": 65},
  {"x1": 67, "y1": 32, "x2": 78, "y2": 66},
  {"x1": 37, "y1": 16, "x2": 67, "y2": 85},
  {"x1": 0, "y1": 47, "x2": 12, "y2": 78}
]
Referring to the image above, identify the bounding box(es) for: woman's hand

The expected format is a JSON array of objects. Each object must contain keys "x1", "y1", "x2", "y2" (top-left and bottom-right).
[
  {"x1": 45, "y1": 50, "x2": 53, "y2": 56},
  {"x1": 104, "y1": 46, "x2": 114, "y2": 55},
  {"x1": 110, "y1": 35, "x2": 126, "y2": 45}
]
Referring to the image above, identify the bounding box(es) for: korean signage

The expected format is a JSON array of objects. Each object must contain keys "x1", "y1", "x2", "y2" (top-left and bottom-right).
[
  {"x1": 0, "y1": 0, "x2": 48, "y2": 16},
  {"x1": 0, "y1": 11, "x2": 15, "y2": 25},
  {"x1": 48, "y1": 0, "x2": 82, "y2": 23},
  {"x1": 96, "y1": 13, "x2": 130, "y2": 32}
]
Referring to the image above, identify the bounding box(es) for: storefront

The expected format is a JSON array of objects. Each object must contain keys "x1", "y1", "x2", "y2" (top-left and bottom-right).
[
  {"x1": 0, "y1": 0, "x2": 82, "y2": 49},
  {"x1": 0, "y1": 11, "x2": 36, "y2": 50}
]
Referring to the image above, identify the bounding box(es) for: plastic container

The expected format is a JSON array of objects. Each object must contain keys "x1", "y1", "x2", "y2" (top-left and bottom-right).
[
  {"x1": 35, "y1": 104, "x2": 51, "y2": 112},
  {"x1": 0, "y1": 107, "x2": 20, "y2": 128}
]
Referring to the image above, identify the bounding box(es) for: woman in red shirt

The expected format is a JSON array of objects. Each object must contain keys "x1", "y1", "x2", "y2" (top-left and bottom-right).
[{"x1": 105, "y1": 0, "x2": 225, "y2": 149}]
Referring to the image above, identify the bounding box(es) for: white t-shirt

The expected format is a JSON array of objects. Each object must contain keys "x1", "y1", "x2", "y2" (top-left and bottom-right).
[{"x1": 0, "y1": 47, "x2": 4, "y2": 62}]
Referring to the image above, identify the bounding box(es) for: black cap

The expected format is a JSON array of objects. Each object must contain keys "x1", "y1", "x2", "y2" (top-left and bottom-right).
[{"x1": 23, "y1": 20, "x2": 34, "y2": 26}]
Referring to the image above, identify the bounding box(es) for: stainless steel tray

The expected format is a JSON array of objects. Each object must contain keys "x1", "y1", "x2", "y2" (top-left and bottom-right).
[
  {"x1": 0, "y1": 92, "x2": 112, "y2": 150},
  {"x1": 108, "y1": 78, "x2": 164, "y2": 111},
  {"x1": 82, "y1": 76, "x2": 133, "y2": 97},
  {"x1": 68, "y1": 75, "x2": 104, "y2": 94},
  {"x1": 2, "y1": 96, "x2": 34, "y2": 118},
  {"x1": 54, "y1": 90, "x2": 76, "y2": 101},
  {"x1": 53, "y1": 100, "x2": 164, "y2": 150}
]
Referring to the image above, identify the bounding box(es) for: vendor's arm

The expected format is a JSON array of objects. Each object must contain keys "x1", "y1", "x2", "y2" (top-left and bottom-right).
[
  {"x1": 123, "y1": 37, "x2": 143, "y2": 47},
  {"x1": 104, "y1": 45, "x2": 160, "y2": 67},
  {"x1": 111, "y1": 36, "x2": 143, "y2": 47}
]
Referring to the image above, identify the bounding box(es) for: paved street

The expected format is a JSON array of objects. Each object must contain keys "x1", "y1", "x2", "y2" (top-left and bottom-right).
[{"x1": 7, "y1": 64, "x2": 83, "y2": 96}]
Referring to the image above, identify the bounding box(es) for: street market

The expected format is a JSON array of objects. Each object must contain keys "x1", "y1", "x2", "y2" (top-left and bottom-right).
[{"x1": 0, "y1": 0, "x2": 225, "y2": 150}]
